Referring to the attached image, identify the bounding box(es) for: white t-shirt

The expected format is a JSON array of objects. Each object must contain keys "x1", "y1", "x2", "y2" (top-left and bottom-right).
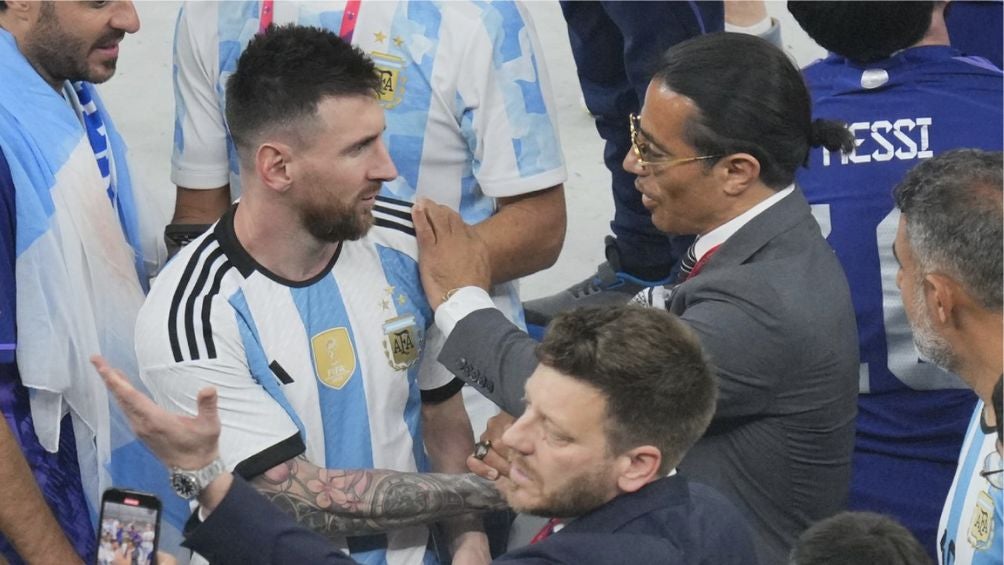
[
  {"x1": 136, "y1": 197, "x2": 457, "y2": 565},
  {"x1": 171, "y1": 0, "x2": 567, "y2": 434}
]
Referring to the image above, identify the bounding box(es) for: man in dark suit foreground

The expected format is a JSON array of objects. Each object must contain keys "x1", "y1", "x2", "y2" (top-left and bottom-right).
[
  {"x1": 413, "y1": 32, "x2": 860, "y2": 564},
  {"x1": 91, "y1": 305, "x2": 757, "y2": 564}
]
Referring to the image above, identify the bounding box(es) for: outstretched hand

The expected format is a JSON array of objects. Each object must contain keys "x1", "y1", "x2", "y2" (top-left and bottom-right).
[
  {"x1": 412, "y1": 198, "x2": 491, "y2": 310},
  {"x1": 91, "y1": 355, "x2": 221, "y2": 471}
]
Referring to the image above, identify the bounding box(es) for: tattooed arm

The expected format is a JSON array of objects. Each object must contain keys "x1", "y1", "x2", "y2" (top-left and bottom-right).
[
  {"x1": 248, "y1": 456, "x2": 506, "y2": 538},
  {"x1": 422, "y1": 391, "x2": 489, "y2": 564}
]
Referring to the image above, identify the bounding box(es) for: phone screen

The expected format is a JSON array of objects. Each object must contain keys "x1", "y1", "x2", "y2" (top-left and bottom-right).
[{"x1": 98, "y1": 489, "x2": 161, "y2": 565}]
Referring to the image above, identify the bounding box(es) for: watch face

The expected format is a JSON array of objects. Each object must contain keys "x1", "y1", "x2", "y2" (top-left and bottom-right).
[{"x1": 171, "y1": 473, "x2": 200, "y2": 499}]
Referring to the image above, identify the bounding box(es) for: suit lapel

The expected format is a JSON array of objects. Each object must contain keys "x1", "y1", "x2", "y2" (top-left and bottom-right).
[{"x1": 683, "y1": 188, "x2": 813, "y2": 279}]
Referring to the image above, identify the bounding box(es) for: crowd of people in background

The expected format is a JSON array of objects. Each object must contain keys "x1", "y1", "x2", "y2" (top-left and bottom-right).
[
  {"x1": 98, "y1": 519, "x2": 156, "y2": 565},
  {"x1": 0, "y1": 1, "x2": 1001, "y2": 564}
]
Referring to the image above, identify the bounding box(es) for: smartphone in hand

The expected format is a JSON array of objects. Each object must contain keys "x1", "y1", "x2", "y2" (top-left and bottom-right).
[{"x1": 97, "y1": 488, "x2": 161, "y2": 565}]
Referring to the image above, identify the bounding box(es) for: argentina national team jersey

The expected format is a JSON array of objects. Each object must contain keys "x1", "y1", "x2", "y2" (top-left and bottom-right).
[
  {"x1": 172, "y1": 1, "x2": 567, "y2": 437},
  {"x1": 938, "y1": 402, "x2": 1003, "y2": 565},
  {"x1": 136, "y1": 196, "x2": 457, "y2": 565}
]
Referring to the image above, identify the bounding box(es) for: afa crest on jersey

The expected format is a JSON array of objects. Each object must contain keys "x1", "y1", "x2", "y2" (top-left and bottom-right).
[
  {"x1": 311, "y1": 327, "x2": 356, "y2": 389},
  {"x1": 968, "y1": 490, "x2": 996, "y2": 550},
  {"x1": 372, "y1": 51, "x2": 406, "y2": 109},
  {"x1": 382, "y1": 314, "x2": 420, "y2": 370}
]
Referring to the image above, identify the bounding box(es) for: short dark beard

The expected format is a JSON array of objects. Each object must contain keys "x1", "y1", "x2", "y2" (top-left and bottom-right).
[
  {"x1": 510, "y1": 460, "x2": 613, "y2": 519},
  {"x1": 301, "y1": 202, "x2": 372, "y2": 243},
  {"x1": 24, "y1": 2, "x2": 122, "y2": 85}
]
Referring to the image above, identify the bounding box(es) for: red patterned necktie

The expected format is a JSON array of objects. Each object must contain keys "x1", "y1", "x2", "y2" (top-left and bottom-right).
[
  {"x1": 530, "y1": 518, "x2": 563, "y2": 544},
  {"x1": 683, "y1": 244, "x2": 721, "y2": 281}
]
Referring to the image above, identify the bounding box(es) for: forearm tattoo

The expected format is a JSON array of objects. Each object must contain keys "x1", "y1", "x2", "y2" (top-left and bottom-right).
[{"x1": 249, "y1": 457, "x2": 507, "y2": 537}]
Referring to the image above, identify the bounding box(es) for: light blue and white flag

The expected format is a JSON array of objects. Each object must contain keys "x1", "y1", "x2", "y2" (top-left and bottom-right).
[{"x1": 0, "y1": 28, "x2": 188, "y2": 557}]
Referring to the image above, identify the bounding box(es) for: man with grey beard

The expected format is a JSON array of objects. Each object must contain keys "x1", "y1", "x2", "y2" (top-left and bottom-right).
[{"x1": 891, "y1": 149, "x2": 1003, "y2": 564}]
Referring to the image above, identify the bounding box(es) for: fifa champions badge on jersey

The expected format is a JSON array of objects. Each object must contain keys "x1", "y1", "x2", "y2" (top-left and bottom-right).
[
  {"x1": 311, "y1": 327, "x2": 357, "y2": 389},
  {"x1": 382, "y1": 314, "x2": 420, "y2": 370}
]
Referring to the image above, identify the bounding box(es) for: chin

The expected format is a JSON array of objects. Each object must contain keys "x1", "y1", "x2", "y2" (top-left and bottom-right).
[{"x1": 90, "y1": 58, "x2": 119, "y2": 80}]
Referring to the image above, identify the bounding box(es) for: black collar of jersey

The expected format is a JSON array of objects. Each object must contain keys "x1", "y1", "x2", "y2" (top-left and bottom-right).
[{"x1": 214, "y1": 203, "x2": 342, "y2": 288}]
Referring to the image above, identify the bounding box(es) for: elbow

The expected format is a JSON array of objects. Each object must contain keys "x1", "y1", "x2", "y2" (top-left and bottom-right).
[{"x1": 533, "y1": 186, "x2": 567, "y2": 270}]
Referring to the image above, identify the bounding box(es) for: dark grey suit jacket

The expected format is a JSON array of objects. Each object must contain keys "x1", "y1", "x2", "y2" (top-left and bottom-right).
[
  {"x1": 438, "y1": 188, "x2": 859, "y2": 565},
  {"x1": 185, "y1": 474, "x2": 758, "y2": 565}
]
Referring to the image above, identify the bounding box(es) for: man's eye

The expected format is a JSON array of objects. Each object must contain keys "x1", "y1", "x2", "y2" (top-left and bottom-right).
[{"x1": 547, "y1": 431, "x2": 570, "y2": 445}]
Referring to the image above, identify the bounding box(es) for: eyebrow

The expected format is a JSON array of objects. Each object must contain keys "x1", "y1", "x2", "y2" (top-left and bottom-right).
[
  {"x1": 637, "y1": 122, "x2": 674, "y2": 157},
  {"x1": 339, "y1": 132, "x2": 381, "y2": 156}
]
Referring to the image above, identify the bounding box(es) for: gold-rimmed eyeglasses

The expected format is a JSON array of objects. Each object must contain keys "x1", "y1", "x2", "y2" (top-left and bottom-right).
[{"x1": 629, "y1": 112, "x2": 720, "y2": 170}]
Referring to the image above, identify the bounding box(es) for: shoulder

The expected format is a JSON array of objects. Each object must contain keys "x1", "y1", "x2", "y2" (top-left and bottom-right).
[
  {"x1": 372, "y1": 195, "x2": 416, "y2": 238},
  {"x1": 137, "y1": 230, "x2": 242, "y2": 365},
  {"x1": 367, "y1": 195, "x2": 419, "y2": 249}
]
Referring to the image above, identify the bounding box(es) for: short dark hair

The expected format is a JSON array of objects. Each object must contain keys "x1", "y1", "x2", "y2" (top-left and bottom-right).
[
  {"x1": 788, "y1": 2, "x2": 933, "y2": 63},
  {"x1": 790, "y1": 512, "x2": 932, "y2": 565},
  {"x1": 652, "y1": 33, "x2": 853, "y2": 189},
  {"x1": 536, "y1": 306, "x2": 716, "y2": 474},
  {"x1": 225, "y1": 24, "x2": 380, "y2": 168},
  {"x1": 893, "y1": 149, "x2": 1003, "y2": 310}
]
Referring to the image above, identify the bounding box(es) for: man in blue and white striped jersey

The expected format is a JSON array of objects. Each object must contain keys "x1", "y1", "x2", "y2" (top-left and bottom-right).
[{"x1": 137, "y1": 24, "x2": 500, "y2": 565}]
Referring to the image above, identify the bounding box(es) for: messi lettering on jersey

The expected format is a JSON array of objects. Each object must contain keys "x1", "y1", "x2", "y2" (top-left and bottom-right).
[{"x1": 821, "y1": 117, "x2": 933, "y2": 166}]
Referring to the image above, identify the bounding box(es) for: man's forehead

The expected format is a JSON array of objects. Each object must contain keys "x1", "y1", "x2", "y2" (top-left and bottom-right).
[
  {"x1": 892, "y1": 214, "x2": 914, "y2": 267},
  {"x1": 525, "y1": 365, "x2": 606, "y2": 416}
]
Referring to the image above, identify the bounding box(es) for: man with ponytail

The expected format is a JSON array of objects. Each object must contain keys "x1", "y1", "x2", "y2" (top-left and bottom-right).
[{"x1": 414, "y1": 32, "x2": 860, "y2": 564}]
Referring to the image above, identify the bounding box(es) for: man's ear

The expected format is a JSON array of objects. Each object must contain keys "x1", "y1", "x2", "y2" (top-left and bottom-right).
[
  {"x1": 255, "y1": 142, "x2": 294, "y2": 194},
  {"x1": 717, "y1": 152, "x2": 761, "y2": 197},
  {"x1": 615, "y1": 445, "x2": 662, "y2": 493},
  {"x1": 2, "y1": 1, "x2": 37, "y2": 23},
  {"x1": 923, "y1": 273, "x2": 959, "y2": 328}
]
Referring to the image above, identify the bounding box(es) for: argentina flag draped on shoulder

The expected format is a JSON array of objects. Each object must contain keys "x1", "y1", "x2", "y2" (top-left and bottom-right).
[{"x1": 0, "y1": 27, "x2": 187, "y2": 555}]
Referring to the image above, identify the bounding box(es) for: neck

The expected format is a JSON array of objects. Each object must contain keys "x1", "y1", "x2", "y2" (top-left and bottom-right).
[
  {"x1": 232, "y1": 192, "x2": 339, "y2": 282},
  {"x1": 915, "y1": 3, "x2": 951, "y2": 48},
  {"x1": 957, "y1": 309, "x2": 1003, "y2": 414},
  {"x1": 0, "y1": 14, "x2": 62, "y2": 92},
  {"x1": 700, "y1": 181, "x2": 778, "y2": 236}
]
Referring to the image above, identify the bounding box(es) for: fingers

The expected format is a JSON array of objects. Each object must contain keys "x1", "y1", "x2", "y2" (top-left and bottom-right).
[
  {"x1": 467, "y1": 454, "x2": 499, "y2": 480},
  {"x1": 195, "y1": 386, "x2": 219, "y2": 426},
  {"x1": 421, "y1": 199, "x2": 459, "y2": 237},
  {"x1": 412, "y1": 198, "x2": 437, "y2": 245},
  {"x1": 91, "y1": 355, "x2": 148, "y2": 417}
]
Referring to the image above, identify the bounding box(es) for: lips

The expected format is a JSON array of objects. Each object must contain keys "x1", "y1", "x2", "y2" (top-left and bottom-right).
[
  {"x1": 636, "y1": 181, "x2": 657, "y2": 209},
  {"x1": 93, "y1": 32, "x2": 125, "y2": 58},
  {"x1": 508, "y1": 455, "x2": 536, "y2": 487},
  {"x1": 95, "y1": 44, "x2": 119, "y2": 58}
]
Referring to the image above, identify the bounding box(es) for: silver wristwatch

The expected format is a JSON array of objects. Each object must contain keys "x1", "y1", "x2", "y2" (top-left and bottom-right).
[{"x1": 169, "y1": 457, "x2": 226, "y2": 499}]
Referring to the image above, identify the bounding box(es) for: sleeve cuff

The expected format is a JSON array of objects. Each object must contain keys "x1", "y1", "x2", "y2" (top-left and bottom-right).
[
  {"x1": 420, "y1": 377, "x2": 465, "y2": 403},
  {"x1": 170, "y1": 166, "x2": 231, "y2": 190},
  {"x1": 434, "y1": 286, "x2": 497, "y2": 337},
  {"x1": 232, "y1": 433, "x2": 305, "y2": 480}
]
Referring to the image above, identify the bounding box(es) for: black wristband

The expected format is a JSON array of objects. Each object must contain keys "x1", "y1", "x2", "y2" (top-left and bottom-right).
[{"x1": 164, "y1": 223, "x2": 211, "y2": 258}]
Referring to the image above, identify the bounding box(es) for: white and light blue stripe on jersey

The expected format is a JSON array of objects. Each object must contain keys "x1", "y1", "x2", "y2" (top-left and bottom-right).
[
  {"x1": 184, "y1": 1, "x2": 562, "y2": 226},
  {"x1": 940, "y1": 402, "x2": 1002, "y2": 565}
]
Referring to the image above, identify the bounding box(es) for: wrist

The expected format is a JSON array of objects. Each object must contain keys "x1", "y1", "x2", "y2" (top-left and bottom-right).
[{"x1": 196, "y1": 472, "x2": 234, "y2": 520}]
